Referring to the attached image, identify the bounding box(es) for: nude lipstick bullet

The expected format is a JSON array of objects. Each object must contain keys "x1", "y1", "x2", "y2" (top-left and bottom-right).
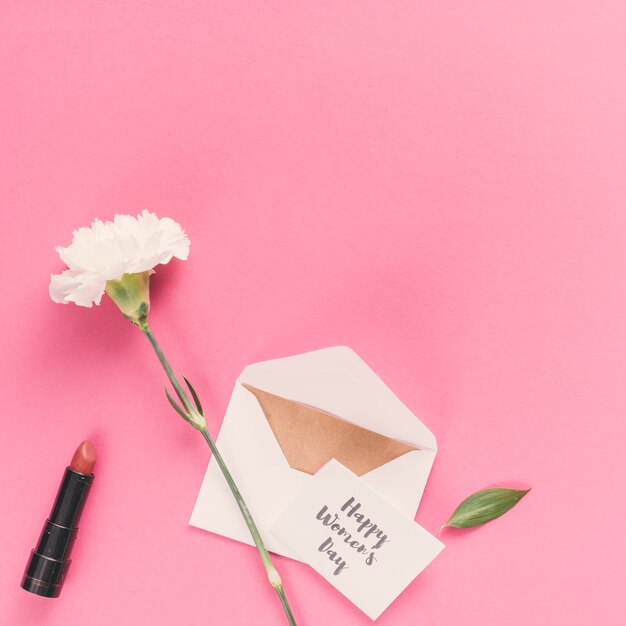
[{"x1": 21, "y1": 440, "x2": 96, "y2": 598}]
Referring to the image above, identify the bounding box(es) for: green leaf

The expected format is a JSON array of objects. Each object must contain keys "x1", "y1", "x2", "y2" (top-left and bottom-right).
[
  {"x1": 441, "y1": 487, "x2": 530, "y2": 534},
  {"x1": 165, "y1": 386, "x2": 190, "y2": 422},
  {"x1": 183, "y1": 376, "x2": 204, "y2": 416}
]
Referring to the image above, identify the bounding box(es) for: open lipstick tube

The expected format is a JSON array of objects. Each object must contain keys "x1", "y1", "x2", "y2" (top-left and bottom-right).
[{"x1": 21, "y1": 441, "x2": 96, "y2": 598}]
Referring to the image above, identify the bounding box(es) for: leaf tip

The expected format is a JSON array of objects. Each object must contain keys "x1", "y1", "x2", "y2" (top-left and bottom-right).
[{"x1": 183, "y1": 375, "x2": 204, "y2": 415}]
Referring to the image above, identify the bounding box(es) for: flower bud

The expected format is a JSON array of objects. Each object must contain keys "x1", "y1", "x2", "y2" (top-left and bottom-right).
[{"x1": 105, "y1": 272, "x2": 151, "y2": 326}]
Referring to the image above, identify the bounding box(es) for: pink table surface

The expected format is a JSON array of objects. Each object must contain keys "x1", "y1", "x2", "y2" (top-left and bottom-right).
[{"x1": 1, "y1": 2, "x2": 625, "y2": 625}]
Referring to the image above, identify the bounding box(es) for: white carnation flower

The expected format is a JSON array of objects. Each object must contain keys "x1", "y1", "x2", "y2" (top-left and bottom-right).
[{"x1": 49, "y1": 210, "x2": 190, "y2": 308}]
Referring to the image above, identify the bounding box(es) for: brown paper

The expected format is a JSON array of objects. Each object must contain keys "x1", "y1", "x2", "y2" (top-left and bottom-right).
[{"x1": 243, "y1": 384, "x2": 416, "y2": 476}]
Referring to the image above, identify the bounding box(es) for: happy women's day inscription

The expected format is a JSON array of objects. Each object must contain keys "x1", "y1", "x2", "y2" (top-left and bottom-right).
[
  {"x1": 316, "y1": 497, "x2": 390, "y2": 575},
  {"x1": 269, "y1": 460, "x2": 445, "y2": 620}
]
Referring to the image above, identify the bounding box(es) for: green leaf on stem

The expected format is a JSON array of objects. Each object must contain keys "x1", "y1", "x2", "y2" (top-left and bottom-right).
[
  {"x1": 165, "y1": 386, "x2": 190, "y2": 422},
  {"x1": 441, "y1": 487, "x2": 530, "y2": 535},
  {"x1": 183, "y1": 376, "x2": 204, "y2": 416}
]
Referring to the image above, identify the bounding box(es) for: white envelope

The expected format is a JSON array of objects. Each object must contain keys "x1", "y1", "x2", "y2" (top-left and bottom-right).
[{"x1": 189, "y1": 346, "x2": 437, "y2": 560}]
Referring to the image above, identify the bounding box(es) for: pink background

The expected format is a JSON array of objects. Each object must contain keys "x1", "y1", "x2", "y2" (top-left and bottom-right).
[{"x1": 1, "y1": 2, "x2": 625, "y2": 624}]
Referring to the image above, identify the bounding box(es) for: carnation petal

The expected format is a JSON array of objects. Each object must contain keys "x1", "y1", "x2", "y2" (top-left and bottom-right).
[
  {"x1": 49, "y1": 211, "x2": 190, "y2": 307},
  {"x1": 49, "y1": 270, "x2": 82, "y2": 304}
]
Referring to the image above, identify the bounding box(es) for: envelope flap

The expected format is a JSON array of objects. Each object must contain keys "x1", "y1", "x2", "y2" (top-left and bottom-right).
[{"x1": 241, "y1": 346, "x2": 437, "y2": 450}]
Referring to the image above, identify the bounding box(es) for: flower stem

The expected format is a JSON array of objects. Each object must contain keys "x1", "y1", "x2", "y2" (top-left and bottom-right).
[
  {"x1": 141, "y1": 323, "x2": 193, "y2": 413},
  {"x1": 139, "y1": 323, "x2": 296, "y2": 626},
  {"x1": 200, "y1": 428, "x2": 297, "y2": 626}
]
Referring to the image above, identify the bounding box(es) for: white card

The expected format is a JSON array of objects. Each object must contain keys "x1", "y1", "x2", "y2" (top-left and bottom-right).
[{"x1": 269, "y1": 460, "x2": 444, "y2": 620}]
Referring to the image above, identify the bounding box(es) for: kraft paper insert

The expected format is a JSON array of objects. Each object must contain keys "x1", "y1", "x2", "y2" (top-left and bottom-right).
[{"x1": 243, "y1": 384, "x2": 416, "y2": 476}]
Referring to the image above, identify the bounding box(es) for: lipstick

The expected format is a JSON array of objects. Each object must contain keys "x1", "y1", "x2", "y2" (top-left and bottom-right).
[{"x1": 21, "y1": 441, "x2": 96, "y2": 598}]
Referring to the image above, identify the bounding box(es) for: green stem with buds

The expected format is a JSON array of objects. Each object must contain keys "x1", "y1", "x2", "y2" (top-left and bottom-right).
[{"x1": 139, "y1": 323, "x2": 296, "y2": 626}]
